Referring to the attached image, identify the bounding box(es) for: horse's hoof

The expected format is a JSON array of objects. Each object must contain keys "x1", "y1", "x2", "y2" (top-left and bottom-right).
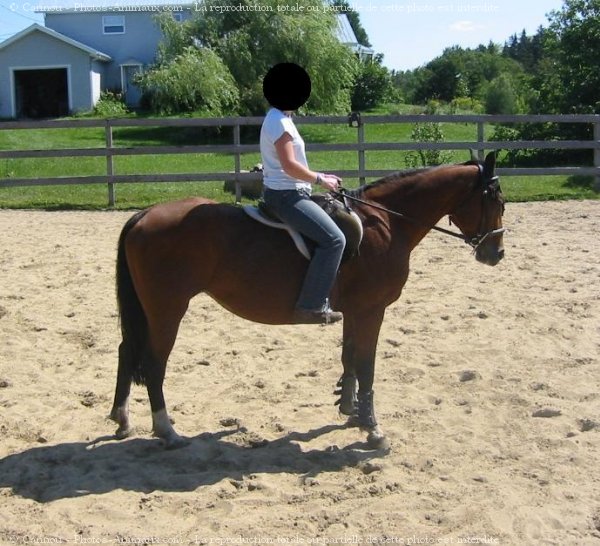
[
  {"x1": 163, "y1": 435, "x2": 190, "y2": 450},
  {"x1": 366, "y1": 429, "x2": 391, "y2": 451},
  {"x1": 115, "y1": 426, "x2": 134, "y2": 440}
]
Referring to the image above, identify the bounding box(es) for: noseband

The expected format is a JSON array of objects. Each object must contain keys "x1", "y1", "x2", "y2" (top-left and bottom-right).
[{"x1": 333, "y1": 164, "x2": 505, "y2": 250}]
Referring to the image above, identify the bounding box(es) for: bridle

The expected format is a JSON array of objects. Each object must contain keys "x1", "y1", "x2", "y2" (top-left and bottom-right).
[
  {"x1": 332, "y1": 164, "x2": 506, "y2": 252},
  {"x1": 449, "y1": 163, "x2": 506, "y2": 251}
]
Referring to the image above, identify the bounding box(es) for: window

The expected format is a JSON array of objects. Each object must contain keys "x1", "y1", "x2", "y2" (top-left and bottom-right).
[{"x1": 103, "y1": 15, "x2": 125, "y2": 34}]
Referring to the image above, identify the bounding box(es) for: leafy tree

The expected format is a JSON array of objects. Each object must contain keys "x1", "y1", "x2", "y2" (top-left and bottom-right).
[
  {"x1": 137, "y1": 45, "x2": 239, "y2": 116},
  {"x1": 407, "y1": 45, "x2": 528, "y2": 106},
  {"x1": 542, "y1": 0, "x2": 600, "y2": 113},
  {"x1": 496, "y1": 0, "x2": 600, "y2": 168},
  {"x1": 188, "y1": 0, "x2": 357, "y2": 115},
  {"x1": 413, "y1": 51, "x2": 462, "y2": 103},
  {"x1": 351, "y1": 55, "x2": 396, "y2": 110}
]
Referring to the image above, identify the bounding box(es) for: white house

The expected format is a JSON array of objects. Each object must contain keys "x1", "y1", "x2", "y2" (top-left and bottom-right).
[{"x1": 0, "y1": 6, "x2": 193, "y2": 118}]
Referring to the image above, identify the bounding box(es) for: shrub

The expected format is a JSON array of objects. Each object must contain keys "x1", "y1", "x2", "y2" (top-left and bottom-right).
[
  {"x1": 93, "y1": 92, "x2": 129, "y2": 117},
  {"x1": 405, "y1": 122, "x2": 453, "y2": 168}
]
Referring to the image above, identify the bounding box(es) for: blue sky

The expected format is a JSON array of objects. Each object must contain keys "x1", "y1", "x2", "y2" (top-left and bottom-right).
[
  {"x1": 0, "y1": 0, "x2": 566, "y2": 70},
  {"x1": 357, "y1": 0, "x2": 566, "y2": 70}
]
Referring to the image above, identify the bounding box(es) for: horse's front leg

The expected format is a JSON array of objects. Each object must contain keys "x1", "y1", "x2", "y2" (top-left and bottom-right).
[
  {"x1": 342, "y1": 308, "x2": 390, "y2": 450},
  {"x1": 335, "y1": 316, "x2": 359, "y2": 420}
]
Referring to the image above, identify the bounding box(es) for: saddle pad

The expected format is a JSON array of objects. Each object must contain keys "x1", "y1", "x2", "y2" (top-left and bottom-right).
[{"x1": 243, "y1": 205, "x2": 311, "y2": 260}]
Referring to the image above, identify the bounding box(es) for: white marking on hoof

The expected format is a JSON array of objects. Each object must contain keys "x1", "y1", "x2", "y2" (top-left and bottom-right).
[
  {"x1": 110, "y1": 403, "x2": 133, "y2": 440},
  {"x1": 366, "y1": 426, "x2": 390, "y2": 451},
  {"x1": 152, "y1": 409, "x2": 188, "y2": 449}
]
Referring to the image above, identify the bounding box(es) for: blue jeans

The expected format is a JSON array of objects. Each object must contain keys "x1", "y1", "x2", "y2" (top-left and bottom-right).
[{"x1": 263, "y1": 188, "x2": 346, "y2": 311}]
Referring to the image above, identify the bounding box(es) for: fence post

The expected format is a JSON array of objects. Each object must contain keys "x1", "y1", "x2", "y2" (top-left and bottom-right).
[
  {"x1": 233, "y1": 123, "x2": 241, "y2": 203},
  {"x1": 594, "y1": 120, "x2": 600, "y2": 191},
  {"x1": 358, "y1": 117, "x2": 367, "y2": 186},
  {"x1": 477, "y1": 122, "x2": 485, "y2": 160},
  {"x1": 105, "y1": 119, "x2": 115, "y2": 207}
]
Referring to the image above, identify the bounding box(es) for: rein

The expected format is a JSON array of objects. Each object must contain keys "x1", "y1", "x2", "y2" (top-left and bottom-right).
[
  {"x1": 333, "y1": 189, "x2": 470, "y2": 243},
  {"x1": 332, "y1": 167, "x2": 506, "y2": 251}
]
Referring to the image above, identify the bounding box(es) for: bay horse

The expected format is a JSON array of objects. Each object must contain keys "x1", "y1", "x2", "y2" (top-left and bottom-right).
[{"x1": 110, "y1": 151, "x2": 505, "y2": 450}]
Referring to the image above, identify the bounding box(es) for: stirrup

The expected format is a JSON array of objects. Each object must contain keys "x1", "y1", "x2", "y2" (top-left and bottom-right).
[{"x1": 292, "y1": 307, "x2": 343, "y2": 325}]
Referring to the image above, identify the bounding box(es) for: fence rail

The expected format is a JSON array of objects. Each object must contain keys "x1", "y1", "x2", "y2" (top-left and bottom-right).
[{"x1": 1, "y1": 114, "x2": 599, "y2": 206}]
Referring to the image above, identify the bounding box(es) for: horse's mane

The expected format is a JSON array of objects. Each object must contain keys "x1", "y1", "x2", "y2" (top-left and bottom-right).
[
  {"x1": 350, "y1": 160, "x2": 481, "y2": 197},
  {"x1": 349, "y1": 166, "x2": 434, "y2": 197}
]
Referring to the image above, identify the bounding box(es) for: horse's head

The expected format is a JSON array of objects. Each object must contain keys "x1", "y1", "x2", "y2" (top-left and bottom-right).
[{"x1": 449, "y1": 152, "x2": 505, "y2": 266}]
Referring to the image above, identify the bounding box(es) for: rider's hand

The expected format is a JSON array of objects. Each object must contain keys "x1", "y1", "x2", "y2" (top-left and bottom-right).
[{"x1": 316, "y1": 173, "x2": 342, "y2": 192}]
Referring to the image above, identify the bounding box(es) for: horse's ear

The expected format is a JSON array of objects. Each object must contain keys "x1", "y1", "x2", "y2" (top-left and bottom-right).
[
  {"x1": 469, "y1": 149, "x2": 479, "y2": 162},
  {"x1": 484, "y1": 151, "x2": 496, "y2": 176}
]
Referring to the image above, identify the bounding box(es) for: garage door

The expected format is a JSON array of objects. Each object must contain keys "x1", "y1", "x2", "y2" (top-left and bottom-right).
[{"x1": 14, "y1": 67, "x2": 69, "y2": 119}]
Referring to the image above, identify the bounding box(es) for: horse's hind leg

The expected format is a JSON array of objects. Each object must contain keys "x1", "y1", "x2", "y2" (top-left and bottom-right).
[
  {"x1": 144, "y1": 302, "x2": 189, "y2": 449},
  {"x1": 109, "y1": 341, "x2": 134, "y2": 438}
]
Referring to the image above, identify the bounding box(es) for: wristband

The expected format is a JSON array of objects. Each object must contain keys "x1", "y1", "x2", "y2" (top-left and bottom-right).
[{"x1": 315, "y1": 173, "x2": 324, "y2": 186}]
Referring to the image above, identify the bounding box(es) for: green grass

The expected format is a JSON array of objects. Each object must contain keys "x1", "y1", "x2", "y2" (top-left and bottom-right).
[{"x1": 0, "y1": 106, "x2": 597, "y2": 209}]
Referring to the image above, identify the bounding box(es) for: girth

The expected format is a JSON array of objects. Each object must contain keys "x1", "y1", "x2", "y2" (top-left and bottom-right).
[{"x1": 243, "y1": 194, "x2": 363, "y2": 262}]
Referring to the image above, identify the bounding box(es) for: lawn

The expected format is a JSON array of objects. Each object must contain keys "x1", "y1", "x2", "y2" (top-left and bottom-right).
[{"x1": 0, "y1": 106, "x2": 597, "y2": 209}]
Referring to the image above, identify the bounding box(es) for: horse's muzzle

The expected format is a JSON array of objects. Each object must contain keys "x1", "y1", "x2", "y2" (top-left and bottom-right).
[{"x1": 476, "y1": 245, "x2": 505, "y2": 266}]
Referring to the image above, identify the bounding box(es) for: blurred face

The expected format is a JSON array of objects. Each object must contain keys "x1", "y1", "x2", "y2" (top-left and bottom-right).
[{"x1": 263, "y1": 63, "x2": 311, "y2": 111}]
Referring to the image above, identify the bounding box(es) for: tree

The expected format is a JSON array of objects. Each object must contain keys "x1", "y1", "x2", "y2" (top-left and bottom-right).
[
  {"x1": 413, "y1": 51, "x2": 463, "y2": 102},
  {"x1": 136, "y1": 15, "x2": 239, "y2": 115},
  {"x1": 542, "y1": 0, "x2": 600, "y2": 113},
  {"x1": 497, "y1": 0, "x2": 600, "y2": 168},
  {"x1": 188, "y1": 0, "x2": 357, "y2": 115},
  {"x1": 351, "y1": 54, "x2": 396, "y2": 110},
  {"x1": 408, "y1": 45, "x2": 527, "y2": 105},
  {"x1": 484, "y1": 74, "x2": 518, "y2": 114},
  {"x1": 137, "y1": 46, "x2": 240, "y2": 116}
]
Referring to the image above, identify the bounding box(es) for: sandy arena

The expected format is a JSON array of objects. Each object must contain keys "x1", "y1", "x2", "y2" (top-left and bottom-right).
[{"x1": 0, "y1": 201, "x2": 598, "y2": 545}]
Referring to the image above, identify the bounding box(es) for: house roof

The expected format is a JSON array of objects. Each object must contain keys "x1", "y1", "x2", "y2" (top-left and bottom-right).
[
  {"x1": 336, "y1": 14, "x2": 359, "y2": 46},
  {"x1": 0, "y1": 23, "x2": 111, "y2": 61},
  {"x1": 36, "y1": 3, "x2": 194, "y2": 14},
  {"x1": 336, "y1": 14, "x2": 374, "y2": 56}
]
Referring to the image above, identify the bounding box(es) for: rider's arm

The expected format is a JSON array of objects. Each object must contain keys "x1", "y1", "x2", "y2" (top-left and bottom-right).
[{"x1": 275, "y1": 133, "x2": 340, "y2": 191}]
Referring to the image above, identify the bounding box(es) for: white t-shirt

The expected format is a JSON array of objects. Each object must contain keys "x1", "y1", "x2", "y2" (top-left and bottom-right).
[{"x1": 260, "y1": 108, "x2": 311, "y2": 192}]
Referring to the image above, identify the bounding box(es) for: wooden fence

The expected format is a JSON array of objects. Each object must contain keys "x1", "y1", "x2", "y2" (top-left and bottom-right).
[{"x1": 1, "y1": 113, "x2": 599, "y2": 206}]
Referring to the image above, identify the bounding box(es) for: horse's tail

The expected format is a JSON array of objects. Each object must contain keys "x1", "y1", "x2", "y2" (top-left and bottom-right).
[{"x1": 116, "y1": 210, "x2": 150, "y2": 386}]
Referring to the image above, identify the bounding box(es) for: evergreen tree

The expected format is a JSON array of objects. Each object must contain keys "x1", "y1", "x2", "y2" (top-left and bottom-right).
[{"x1": 485, "y1": 74, "x2": 518, "y2": 114}]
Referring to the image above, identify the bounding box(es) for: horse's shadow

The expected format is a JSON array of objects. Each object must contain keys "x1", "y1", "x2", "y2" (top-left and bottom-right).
[{"x1": 0, "y1": 424, "x2": 386, "y2": 502}]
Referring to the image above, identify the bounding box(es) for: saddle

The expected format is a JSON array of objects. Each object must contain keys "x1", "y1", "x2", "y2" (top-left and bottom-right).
[{"x1": 243, "y1": 194, "x2": 363, "y2": 261}]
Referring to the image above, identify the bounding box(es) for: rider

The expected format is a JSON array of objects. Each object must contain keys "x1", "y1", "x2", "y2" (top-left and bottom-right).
[{"x1": 260, "y1": 63, "x2": 346, "y2": 325}]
